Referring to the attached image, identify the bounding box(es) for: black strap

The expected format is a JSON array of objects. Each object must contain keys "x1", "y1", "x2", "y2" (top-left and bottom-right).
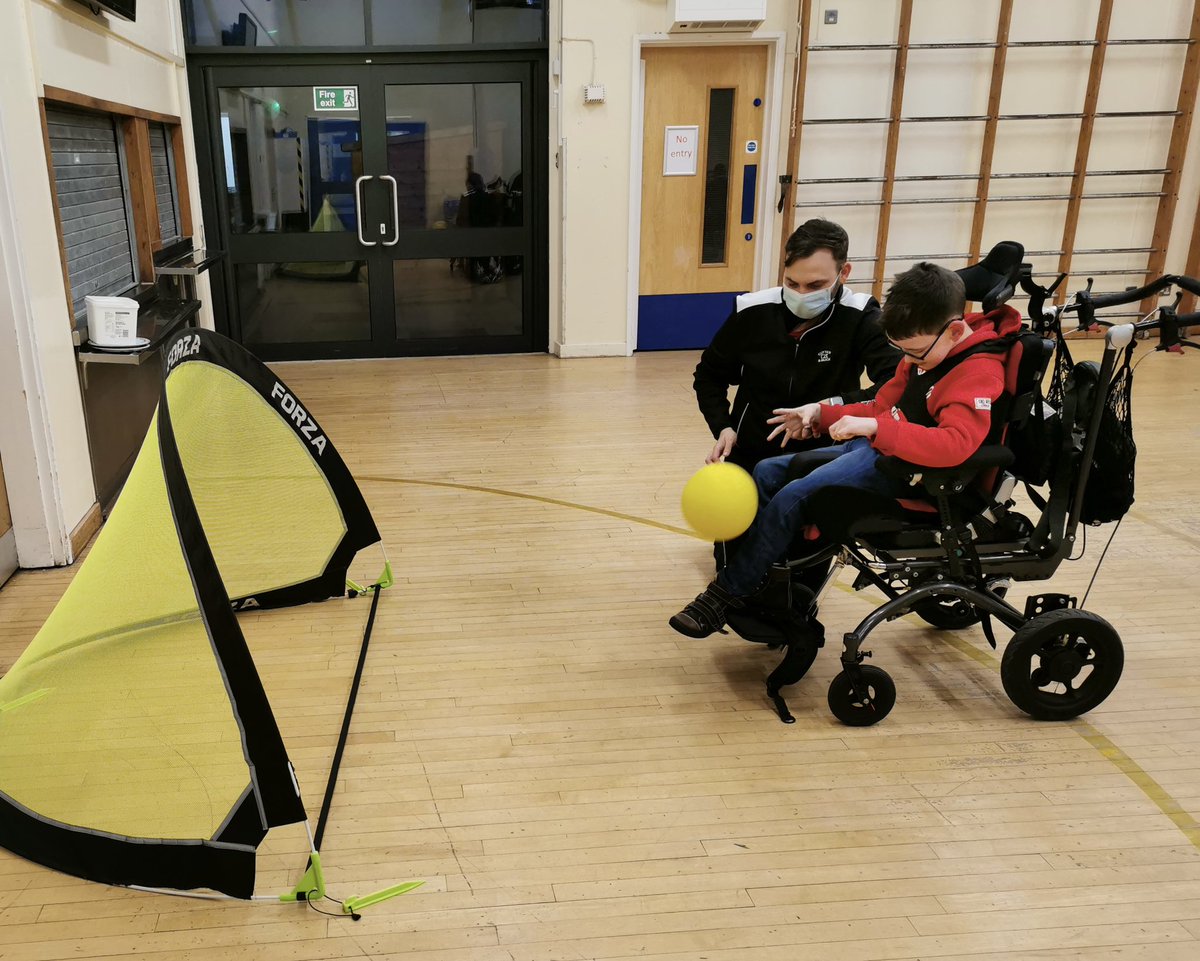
[
  {"x1": 980, "y1": 612, "x2": 998, "y2": 650},
  {"x1": 1024, "y1": 482, "x2": 1048, "y2": 511},
  {"x1": 894, "y1": 335, "x2": 1014, "y2": 427}
]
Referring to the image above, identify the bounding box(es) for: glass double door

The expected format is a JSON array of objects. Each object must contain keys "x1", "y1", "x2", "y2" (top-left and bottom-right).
[{"x1": 208, "y1": 61, "x2": 539, "y2": 359}]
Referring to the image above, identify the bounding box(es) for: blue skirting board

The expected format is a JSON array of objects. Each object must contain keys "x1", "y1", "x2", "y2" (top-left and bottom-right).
[{"x1": 637, "y1": 292, "x2": 740, "y2": 351}]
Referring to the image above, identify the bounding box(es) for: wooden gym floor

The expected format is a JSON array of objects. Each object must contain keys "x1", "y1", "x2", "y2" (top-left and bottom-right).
[{"x1": 1, "y1": 338, "x2": 1199, "y2": 960}]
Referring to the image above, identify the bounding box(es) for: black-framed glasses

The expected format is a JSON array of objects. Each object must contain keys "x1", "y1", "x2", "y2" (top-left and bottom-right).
[{"x1": 889, "y1": 316, "x2": 962, "y2": 361}]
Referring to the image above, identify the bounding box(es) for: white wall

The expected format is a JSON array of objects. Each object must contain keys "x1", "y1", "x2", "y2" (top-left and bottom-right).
[
  {"x1": 0, "y1": 0, "x2": 207, "y2": 567},
  {"x1": 554, "y1": 0, "x2": 1200, "y2": 355},
  {"x1": 552, "y1": 0, "x2": 800, "y2": 356}
]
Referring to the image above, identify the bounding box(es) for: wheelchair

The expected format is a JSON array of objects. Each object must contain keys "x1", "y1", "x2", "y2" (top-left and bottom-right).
[{"x1": 724, "y1": 241, "x2": 1139, "y2": 727}]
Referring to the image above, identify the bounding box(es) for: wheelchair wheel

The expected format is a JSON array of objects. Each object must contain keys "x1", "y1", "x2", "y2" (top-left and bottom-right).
[
  {"x1": 1000, "y1": 609, "x2": 1123, "y2": 721},
  {"x1": 912, "y1": 583, "x2": 1008, "y2": 630},
  {"x1": 827, "y1": 666, "x2": 896, "y2": 726}
]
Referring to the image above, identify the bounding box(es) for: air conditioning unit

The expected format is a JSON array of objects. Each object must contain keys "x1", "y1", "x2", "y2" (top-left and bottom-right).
[{"x1": 669, "y1": 0, "x2": 767, "y2": 33}]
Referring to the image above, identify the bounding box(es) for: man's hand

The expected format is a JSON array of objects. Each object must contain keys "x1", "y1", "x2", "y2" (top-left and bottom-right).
[
  {"x1": 827, "y1": 415, "x2": 878, "y2": 441},
  {"x1": 766, "y1": 403, "x2": 822, "y2": 445},
  {"x1": 707, "y1": 428, "x2": 738, "y2": 464}
]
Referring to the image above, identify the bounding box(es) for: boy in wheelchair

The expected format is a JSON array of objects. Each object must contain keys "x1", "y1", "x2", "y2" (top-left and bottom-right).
[{"x1": 670, "y1": 261, "x2": 1022, "y2": 639}]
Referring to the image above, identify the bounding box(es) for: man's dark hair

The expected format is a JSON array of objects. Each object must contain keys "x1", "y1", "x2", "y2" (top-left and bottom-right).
[
  {"x1": 783, "y1": 218, "x2": 849, "y2": 267},
  {"x1": 880, "y1": 262, "x2": 966, "y2": 340}
]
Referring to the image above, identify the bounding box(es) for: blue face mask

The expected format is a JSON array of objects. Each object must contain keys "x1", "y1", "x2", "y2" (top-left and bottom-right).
[{"x1": 782, "y1": 281, "x2": 837, "y2": 320}]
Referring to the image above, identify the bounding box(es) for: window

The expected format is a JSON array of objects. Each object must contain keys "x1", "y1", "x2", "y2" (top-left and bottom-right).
[
  {"x1": 45, "y1": 105, "x2": 139, "y2": 315},
  {"x1": 42, "y1": 90, "x2": 193, "y2": 322},
  {"x1": 149, "y1": 122, "x2": 183, "y2": 247}
]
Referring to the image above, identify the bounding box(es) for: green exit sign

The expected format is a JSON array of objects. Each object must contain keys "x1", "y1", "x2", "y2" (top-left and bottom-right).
[{"x1": 313, "y1": 86, "x2": 358, "y2": 111}]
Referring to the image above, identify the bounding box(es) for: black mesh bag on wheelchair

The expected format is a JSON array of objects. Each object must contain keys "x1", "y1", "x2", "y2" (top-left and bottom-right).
[{"x1": 1078, "y1": 342, "x2": 1137, "y2": 526}]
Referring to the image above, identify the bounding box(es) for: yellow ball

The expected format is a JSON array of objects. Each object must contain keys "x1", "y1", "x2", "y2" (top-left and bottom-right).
[{"x1": 681, "y1": 462, "x2": 758, "y2": 542}]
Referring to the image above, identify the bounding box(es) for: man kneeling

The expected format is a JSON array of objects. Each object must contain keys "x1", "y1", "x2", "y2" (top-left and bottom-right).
[{"x1": 669, "y1": 261, "x2": 1022, "y2": 638}]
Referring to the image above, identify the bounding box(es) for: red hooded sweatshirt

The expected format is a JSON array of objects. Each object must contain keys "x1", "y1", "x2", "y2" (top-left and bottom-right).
[{"x1": 818, "y1": 305, "x2": 1023, "y2": 468}]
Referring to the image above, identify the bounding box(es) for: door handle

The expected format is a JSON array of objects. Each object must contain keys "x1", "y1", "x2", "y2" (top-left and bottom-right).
[
  {"x1": 354, "y1": 174, "x2": 377, "y2": 246},
  {"x1": 380, "y1": 175, "x2": 400, "y2": 247}
]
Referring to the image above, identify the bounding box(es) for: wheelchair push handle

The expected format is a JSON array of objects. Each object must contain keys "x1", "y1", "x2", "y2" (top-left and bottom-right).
[
  {"x1": 1082, "y1": 275, "x2": 1175, "y2": 310},
  {"x1": 1018, "y1": 267, "x2": 1064, "y2": 300},
  {"x1": 1173, "y1": 274, "x2": 1200, "y2": 298},
  {"x1": 1070, "y1": 274, "x2": 1182, "y2": 331}
]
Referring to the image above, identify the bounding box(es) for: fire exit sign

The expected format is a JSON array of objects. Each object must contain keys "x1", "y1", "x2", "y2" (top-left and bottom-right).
[{"x1": 313, "y1": 87, "x2": 358, "y2": 111}]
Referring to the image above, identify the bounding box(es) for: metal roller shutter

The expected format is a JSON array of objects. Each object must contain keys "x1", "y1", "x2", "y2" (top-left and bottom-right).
[
  {"x1": 46, "y1": 105, "x2": 137, "y2": 314},
  {"x1": 150, "y1": 122, "x2": 182, "y2": 247}
]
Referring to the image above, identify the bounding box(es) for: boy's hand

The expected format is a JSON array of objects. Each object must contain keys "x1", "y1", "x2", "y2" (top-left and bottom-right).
[
  {"x1": 706, "y1": 428, "x2": 737, "y2": 464},
  {"x1": 766, "y1": 403, "x2": 822, "y2": 445},
  {"x1": 828, "y1": 415, "x2": 878, "y2": 441}
]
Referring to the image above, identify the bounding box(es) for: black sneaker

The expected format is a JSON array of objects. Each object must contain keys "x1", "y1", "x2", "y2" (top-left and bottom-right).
[{"x1": 669, "y1": 581, "x2": 744, "y2": 638}]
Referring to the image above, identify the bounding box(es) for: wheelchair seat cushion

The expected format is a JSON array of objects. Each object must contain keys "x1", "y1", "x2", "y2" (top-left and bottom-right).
[{"x1": 804, "y1": 485, "x2": 941, "y2": 545}]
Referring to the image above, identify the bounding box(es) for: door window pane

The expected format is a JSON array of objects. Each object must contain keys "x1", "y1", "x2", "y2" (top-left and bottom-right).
[
  {"x1": 384, "y1": 83, "x2": 522, "y2": 230},
  {"x1": 701, "y1": 89, "x2": 735, "y2": 265},
  {"x1": 184, "y1": 0, "x2": 543, "y2": 47},
  {"x1": 218, "y1": 86, "x2": 360, "y2": 234},
  {"x1": 394, "y1": 258, "x2": 523, "y2": 340},
  {"x1": 236, "y1": 262, "x2": 371, "y2": 344}
]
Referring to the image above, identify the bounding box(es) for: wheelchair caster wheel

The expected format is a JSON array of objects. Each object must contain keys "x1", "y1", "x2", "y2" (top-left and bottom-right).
[
  {"x1": 827, "y1": 665, "x2": 896, "y2": 726},
  {"x1": 1000, "y1": 609, "x2": 1123, "y2": 720}
]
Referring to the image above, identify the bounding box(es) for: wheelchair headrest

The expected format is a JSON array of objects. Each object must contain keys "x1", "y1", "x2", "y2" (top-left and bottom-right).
[{"x1": 956, "y1": 241, "x2": 1025, "y2": 312}]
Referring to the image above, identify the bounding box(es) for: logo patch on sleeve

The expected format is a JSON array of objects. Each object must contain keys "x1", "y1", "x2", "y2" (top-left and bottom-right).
[{"x1": 975, "y1": 397, "x2": 992, "y2": 410}]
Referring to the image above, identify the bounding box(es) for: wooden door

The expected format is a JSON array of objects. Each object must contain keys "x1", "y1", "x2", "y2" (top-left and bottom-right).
[{"x1": 638, "y1": 45, "x2": 769, "y2": 350}]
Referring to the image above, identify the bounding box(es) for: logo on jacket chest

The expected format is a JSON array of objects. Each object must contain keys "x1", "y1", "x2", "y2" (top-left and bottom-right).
[{"x1": 816, "y1": 349, "x2": 832, "y2": 363}]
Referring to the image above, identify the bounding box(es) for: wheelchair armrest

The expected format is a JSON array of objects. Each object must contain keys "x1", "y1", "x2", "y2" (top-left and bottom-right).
[{"x1": 877, "y1": 446, "x2": 1015, "y2": 493}]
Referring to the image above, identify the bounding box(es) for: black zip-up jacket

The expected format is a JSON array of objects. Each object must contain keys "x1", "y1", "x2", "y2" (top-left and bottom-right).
[{"x1": 693, "y1": 284, "x2": 900, "y2": 462}]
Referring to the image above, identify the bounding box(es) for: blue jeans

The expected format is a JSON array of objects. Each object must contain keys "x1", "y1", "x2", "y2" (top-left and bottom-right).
[{"x1": 717, "y1": 437, "x2": 904, "y2": 596}]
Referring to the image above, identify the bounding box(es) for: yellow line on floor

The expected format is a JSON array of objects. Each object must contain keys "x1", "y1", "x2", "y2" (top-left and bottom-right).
[
  {"x1": 360, "y1": 475, "x2": 698, "y2": 538},
  {"x1": 849, "y1": 596, "x2": 1200, "y2": 851},
  {"x1": 1128, "y1": 507, "x2": 1200, "y2": 552},
  {"x1": 1071, "y1": 719, "x2": 1200, "y2": 846},
  {"x1": 362, "y1": 474, "x2": 1200, "y2": 852}
]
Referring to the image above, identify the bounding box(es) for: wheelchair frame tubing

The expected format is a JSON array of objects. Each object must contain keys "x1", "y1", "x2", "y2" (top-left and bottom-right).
[{"x1": 837, "y1": 581, "x2": 1026, "y2": 669}]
